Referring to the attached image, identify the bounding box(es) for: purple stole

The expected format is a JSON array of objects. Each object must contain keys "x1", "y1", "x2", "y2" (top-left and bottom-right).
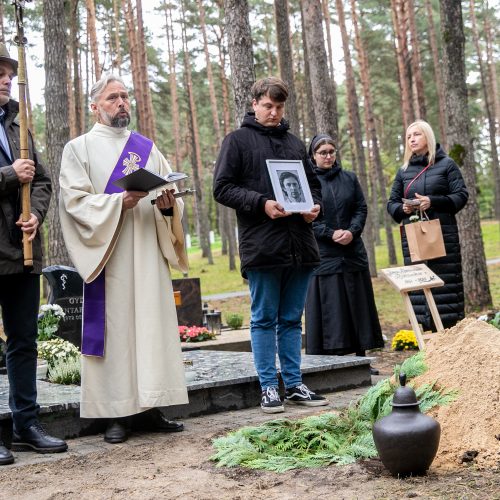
[{"x1": 81, "y1": 131, "x2": 153, "y2": 357}]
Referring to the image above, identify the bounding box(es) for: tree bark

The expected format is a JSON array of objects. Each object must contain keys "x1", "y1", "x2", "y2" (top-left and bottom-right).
[
  {"x1": 224, "y1": 0, "x2": 255, "y2": 127},
  {"x1": 469, "y1": 0, "x2": 500, "y2": 220},
  {"x1": 112, "y1": 0, "x2": 122, "y2": 74},
  {"x1": 181, "y1": 2, "x2": 213, "y2": 265},
  {"x1": 274, "y1": 0, "x2": 299, "y2": 137},
  {"x1": 439, "y1": 0, "x2": 492, "y2": 310},
  {"x1": 321, "y1": 0, "x2": 335, "y2": 81},
  {"x1": 351, "y1": 0, "x2": 397, "y2": 265},
  {"x1": 43, "y1": 0, "x2": 72, "y2": 266},
  {"x1": 407, "y1": 0, "x2": 426, "y2": 119},
  {"x1": 335, "y1": 0, "x2": 376, "y2": 275},
  {"x1": 85, "y1": 0, "x2": 101, "y2": 80},
  {"x1": 301, "y1": 0, "x2": 338, "y2": 143},
  {"x1": 390, "y1": 0, "x2": 413, "y2": 132},
  {"x1": 424, "y1": 0, "x2": 446, "y2": 148}
]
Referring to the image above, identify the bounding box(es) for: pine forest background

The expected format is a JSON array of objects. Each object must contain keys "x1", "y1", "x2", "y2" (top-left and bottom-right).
[{"x1": 0, "y1": 0, "x2": 498, "y2": 312}]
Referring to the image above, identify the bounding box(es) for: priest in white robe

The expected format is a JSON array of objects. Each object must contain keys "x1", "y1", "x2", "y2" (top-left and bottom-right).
[{"x1": 59, "y1": 74, "x2": 189, "y2": 444}]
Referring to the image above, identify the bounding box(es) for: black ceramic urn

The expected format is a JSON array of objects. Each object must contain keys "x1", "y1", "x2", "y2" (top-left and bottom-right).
[{"x1": 372, "y1": 373, "x2": 441, "y2": 477}]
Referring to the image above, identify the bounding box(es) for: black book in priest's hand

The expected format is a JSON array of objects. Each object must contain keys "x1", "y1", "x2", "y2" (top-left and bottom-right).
[{"x1": 112, "y1": 169, "x2": 188, "y2": 192}]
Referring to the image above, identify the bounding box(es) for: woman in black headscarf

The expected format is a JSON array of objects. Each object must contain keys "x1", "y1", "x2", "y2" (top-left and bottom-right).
[{"x1": 305, "y1": 134, "x2": 384, "y2": 363}]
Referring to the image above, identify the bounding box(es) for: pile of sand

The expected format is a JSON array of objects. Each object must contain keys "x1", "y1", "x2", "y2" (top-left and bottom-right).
[{"x1": 413, "y1": 318, "x2": 499, "y2": 469}]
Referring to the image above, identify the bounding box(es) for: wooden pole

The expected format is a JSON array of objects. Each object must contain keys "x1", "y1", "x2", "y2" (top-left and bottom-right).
[{"x1": 14, "y1": 0, "x2": 33, "y2": 267}]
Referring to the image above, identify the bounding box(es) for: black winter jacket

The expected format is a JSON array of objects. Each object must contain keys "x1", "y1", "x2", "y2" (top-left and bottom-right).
[
  {"x1": 311, "y1": 162, "x2": 369, "y2": 275},
  {"x1": 213, "y1": 113, "x2": 322, "y2": 277},
  {"x1": 0, "y1": 100, "x2": 51, "y2": 275},
  {"x1": 387, "y1": 145, "x2": 468, "y2": 330}
]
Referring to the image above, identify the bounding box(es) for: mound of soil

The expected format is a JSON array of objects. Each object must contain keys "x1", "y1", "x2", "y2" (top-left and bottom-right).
[{"x1": 413, "y1": 318, "x2": 500, "y2": 469}]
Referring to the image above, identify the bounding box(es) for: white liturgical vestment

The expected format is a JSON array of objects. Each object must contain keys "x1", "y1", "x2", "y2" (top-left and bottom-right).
[{"x1": 59, "y1": 123, "x2": 189, "y2": 418}]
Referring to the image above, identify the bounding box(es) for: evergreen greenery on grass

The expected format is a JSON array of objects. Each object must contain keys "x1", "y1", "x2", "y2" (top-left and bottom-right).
[{"x1": 210, "y1": 353, "x2": 457, "y2": 472}]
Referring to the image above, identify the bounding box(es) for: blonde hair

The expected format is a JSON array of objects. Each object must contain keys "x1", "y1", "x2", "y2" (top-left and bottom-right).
[{"x1": 402, "y1": 120, "x2": 436, "y2": 170}]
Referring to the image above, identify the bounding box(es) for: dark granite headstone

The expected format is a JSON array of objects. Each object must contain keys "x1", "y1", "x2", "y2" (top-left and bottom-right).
[
  {"x1": 172, "y1": 277, "x2": 203, "y2": 327},
  {"x1": 42, "y1": 265, "x2": 84, "y2": 349}
]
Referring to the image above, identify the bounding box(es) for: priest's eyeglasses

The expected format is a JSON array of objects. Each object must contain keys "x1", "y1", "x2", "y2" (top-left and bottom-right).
[{"x1": 316, "y1": 149, "x2": 336, "y2": 158}]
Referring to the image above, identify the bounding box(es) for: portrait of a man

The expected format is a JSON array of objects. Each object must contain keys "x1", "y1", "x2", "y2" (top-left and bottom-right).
[{"x1": 279, "y1": 170, "x2": 305, "y2": 203}]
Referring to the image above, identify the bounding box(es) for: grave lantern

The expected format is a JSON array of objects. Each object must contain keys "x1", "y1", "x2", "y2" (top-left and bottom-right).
[{"x1": 205, "y1": 311, "x2": 222, "y2": 336}]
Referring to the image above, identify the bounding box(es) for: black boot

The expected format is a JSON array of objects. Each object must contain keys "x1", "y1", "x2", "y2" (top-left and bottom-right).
[
  {"x1": 104, "y1": 418, "x2": 129, "y2": 444},
  {"x1": 12, "y1": 423, "x2": 67, "y2": 454},
  {"x1": 0, "y1": 441, "x2": 14, "y2": 465}
]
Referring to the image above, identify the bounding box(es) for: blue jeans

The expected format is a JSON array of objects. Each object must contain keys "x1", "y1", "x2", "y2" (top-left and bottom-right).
[{"x1": 247, "y1": 267, "x2": 313, "y2": 390}]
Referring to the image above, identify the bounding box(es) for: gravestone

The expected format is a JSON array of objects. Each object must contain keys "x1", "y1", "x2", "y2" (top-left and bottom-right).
[
  {"x1": 172, "y1": 277, "x2": 203, "y2": 327},
  {"x1": 42, "y1": 265, "x2": 84, "y2": 349}
]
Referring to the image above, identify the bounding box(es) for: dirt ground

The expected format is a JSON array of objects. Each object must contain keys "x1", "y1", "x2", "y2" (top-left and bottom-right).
[
  {"x1": 0, "y1": 396, "x2": 498, "y2": 500},
  {"x1": 0, "y1": 328, "x2": 498, "y2": 499}
]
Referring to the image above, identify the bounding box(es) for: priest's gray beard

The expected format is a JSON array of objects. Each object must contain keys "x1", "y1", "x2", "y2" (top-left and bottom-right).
[{"x1": 99, "y1": 107, "x2": 131, "y2": 128}]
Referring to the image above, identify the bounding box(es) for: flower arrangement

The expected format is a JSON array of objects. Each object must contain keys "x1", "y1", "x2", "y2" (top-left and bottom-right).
[
  {"x1": 225, "y1": 313, "x2": 244, "y2": 330},
  {"x1": 48, "y1": 356, "x2": 81, "y2": 385},
  {"x1": 391, "y1": 329, "x2": 419, "y2": 351},
  {"x1": 37, "y1": 304, "x2": 65, "y2": 341},
  {"x1": 409, "y1": 214, "x2": 420, "y2": 223},
  {"x1": 179, "y1": 325, "x2": 216, "y2": 343},
  {"x1": 37, "y1": 338, "x2": 80, "y2": 367}
]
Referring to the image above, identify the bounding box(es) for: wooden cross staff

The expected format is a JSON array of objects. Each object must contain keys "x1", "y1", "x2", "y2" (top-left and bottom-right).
[{"x1": 380, "y1": 264, "x2": 444, "y2": 350}]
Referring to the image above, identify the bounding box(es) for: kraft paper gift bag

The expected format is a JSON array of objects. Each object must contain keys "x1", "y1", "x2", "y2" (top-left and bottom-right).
[{"x1": 404, "y1": 213, "x2": 446, "y2": 262}]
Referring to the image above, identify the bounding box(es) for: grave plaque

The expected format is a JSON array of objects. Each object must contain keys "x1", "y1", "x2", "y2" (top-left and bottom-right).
[
  {"x1": 380, "y1": 264, "x2": 445, "y2": 350},
  {"x1": 42, "y1": 265, "x2": 84, "y2": 348},
  {"x1": 172, "y1": 277, "x2": 203, "y2": 327}
]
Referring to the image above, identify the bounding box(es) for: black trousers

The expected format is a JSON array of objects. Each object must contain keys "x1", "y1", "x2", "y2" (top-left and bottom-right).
[{"x1": 0, "y1": 273, "x2": 40, "y2": 432}]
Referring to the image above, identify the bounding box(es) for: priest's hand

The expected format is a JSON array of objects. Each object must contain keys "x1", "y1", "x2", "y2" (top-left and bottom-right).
[
  {"x1": 122, "y1": 190, "x2": 148, "y2": 210},
  {"x1": 155, "y1": 189, "x2": 175, "y2": 210}
]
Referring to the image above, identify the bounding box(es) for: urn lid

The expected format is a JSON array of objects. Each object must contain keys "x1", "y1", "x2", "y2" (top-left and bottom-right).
[{"x1": 392, "y1": 373, "x2": 419, "y2": 407}]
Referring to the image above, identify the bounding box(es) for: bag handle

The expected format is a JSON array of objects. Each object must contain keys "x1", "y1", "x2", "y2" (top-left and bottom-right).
[{"x1": 404, "y1": 163, "x2": 431, "y2": 198}]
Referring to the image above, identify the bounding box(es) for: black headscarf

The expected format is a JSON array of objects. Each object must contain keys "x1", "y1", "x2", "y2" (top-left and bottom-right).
[{"x1": 308, "y1": 133, "x2": 335, "y2": 160}]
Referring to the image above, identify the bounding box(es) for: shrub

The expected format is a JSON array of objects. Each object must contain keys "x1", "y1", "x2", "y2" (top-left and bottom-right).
[
  {"x1": 38, "y1": 338, "x2": 80, "y2": 367},
  {"x1": 391, "y1": 329, "x2": 419, "y2": 351},
  {"x1": 48, "y1": 356, "x2": 81, "y2": 385},
  {"x1": 225, "y1": 313, "x2": 244, "y2": 329},
  {"x1": 38, "y1": 304, "x2": 65, "y2": 341}
]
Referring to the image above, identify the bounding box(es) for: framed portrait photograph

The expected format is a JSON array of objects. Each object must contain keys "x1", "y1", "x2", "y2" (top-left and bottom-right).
[{"x1": 266, "y1": 159, "x2": 314, "y2": 213}]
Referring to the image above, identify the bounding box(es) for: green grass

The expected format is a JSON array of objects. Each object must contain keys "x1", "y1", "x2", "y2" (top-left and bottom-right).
[{"x1": 174, "y1": 220, "x2": 499, "y2": 330}]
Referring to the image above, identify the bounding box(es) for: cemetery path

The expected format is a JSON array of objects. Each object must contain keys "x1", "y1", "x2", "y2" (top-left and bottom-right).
[{"x1": 0, "y1": 384, "x2": 497, "y2": 499}]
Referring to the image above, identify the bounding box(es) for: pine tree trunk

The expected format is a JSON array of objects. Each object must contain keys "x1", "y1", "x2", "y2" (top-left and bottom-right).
[
  {"x1": 136, "y1": 0, "x2": 156, "y2": 141},
  {"x1": 484, "y1": 15, "x2": 500, "y2": 127},
  {"x1": 86, "y1": 0, "x2": 101, "y2": 80},
  {"x1": 470, "y1": 0, "x2": 500, "y2": 220},
  {"x1": 439, "y1": 0, "x2": 492, "y2": 310},
  {"x1": 70, "y1": 0, "x2": 83, "y2": 138},
  {"x1": 321, "y1": 0, "x2": 335, "y2": 81},
  {"x1": 224, "y1": 0, "x2": 255, "y2": 127},
  {"x1": 43, "y1": 0, "x2": 71, "y2": 266},
  {"x1": 335, "y1": 0, "x2": 376, "y2": 275},
  {"x1": 301, "y1": 0, "x2": 338, "y2": 143},
  {"x1": 112, "y1": 0, "x2": 122, "y2": 74},
  {"x1": 390, "y1": 0, "x2": 413, "y2": 132},
  {"x1": 424, "y1": 0, "x2": 446, "y2": 148},
  {"x1": 274, "y1": 0, "x2": 299, "y2": 137},
  {"x1": 351, "y1": 0, "x2": 397, "y2": 265},
  {"x1": 164, "y1": 1, "x2": 182, "y2": 172},
  {"x1": 299, "y1": 6, "x2": 316, "y2": 141},
  {"x1": 407, "y1": 0, "x2": 426, "y2": 119},
  {"x1": 181, "y1": 3, "x2": 213, "y2": 265}
]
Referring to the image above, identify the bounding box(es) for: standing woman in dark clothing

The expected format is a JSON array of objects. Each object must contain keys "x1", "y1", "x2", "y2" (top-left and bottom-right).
[
  {"x1": 305, "y1": 134, "x2": 384, "y2": 361},
  {"x1": 387, "y1": 120, "x2": 468, "y2": 330}
]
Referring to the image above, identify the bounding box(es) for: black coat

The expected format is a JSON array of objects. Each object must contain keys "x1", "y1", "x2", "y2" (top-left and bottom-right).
[
  {"x1": 387, "y1": 145, "x2": 468, "y2": 330},
  {"x1": 311, "y1": 162, "x2": 369, "y2": 274},
  {"x1": 0, "y1": 100, "x2": 51, "y2": 275},
  {"x1": 213, "y1": 113, "x2": 321, "y2": 277}
]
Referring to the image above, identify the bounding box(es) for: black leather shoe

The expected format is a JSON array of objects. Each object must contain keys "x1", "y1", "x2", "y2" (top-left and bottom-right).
[
  {"x1": 151, "y1": 413, "x2": 184, "y2": 433},
  {"x1": 104, "y1": 419, "x2": 129, "y2": 444},
  {"x1": 0, "y1": 442, "x2": 14, "y2": 465},
  {"x1": 12, "y1": 423, "x2": 68, "y2": 454}
]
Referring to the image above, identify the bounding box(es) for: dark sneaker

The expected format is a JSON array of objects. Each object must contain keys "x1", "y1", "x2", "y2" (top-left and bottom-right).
[
  {"x1": 285, "y1": 384, "x2": 329, "y2": 406},
  {"x1": 0, "y1": 442, "x2": 14, "y2": 466},
  {"x1": 260, "y1": 386, "x2": 284, "y2": 414}
]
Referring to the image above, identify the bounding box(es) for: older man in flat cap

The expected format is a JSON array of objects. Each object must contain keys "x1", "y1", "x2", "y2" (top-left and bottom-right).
[{"x1": 0, "y1": 43, "x2": 67, "y2": 465}]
